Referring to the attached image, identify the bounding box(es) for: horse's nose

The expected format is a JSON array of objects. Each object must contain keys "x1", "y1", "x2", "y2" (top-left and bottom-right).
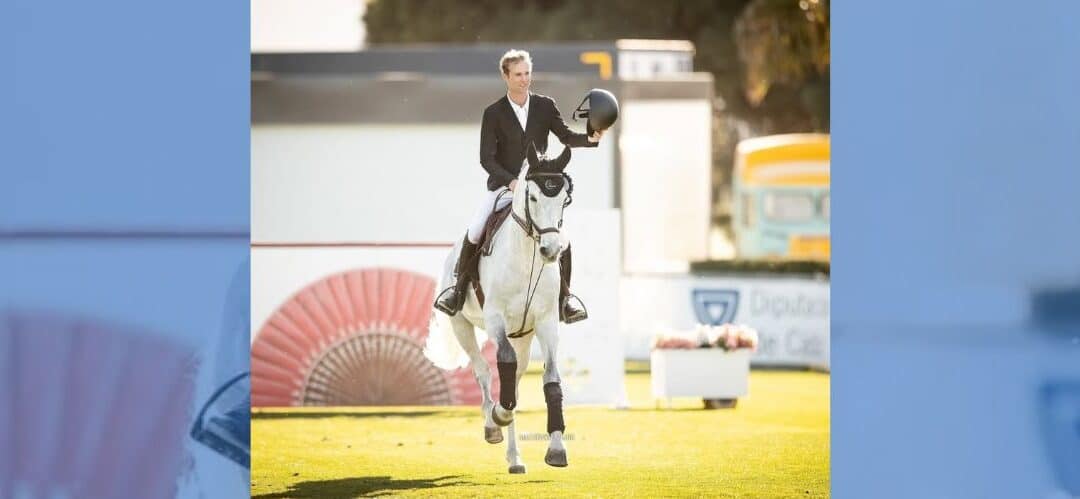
[{"x1": 539, "y1": 245, "x2": 557, "y2": 261}]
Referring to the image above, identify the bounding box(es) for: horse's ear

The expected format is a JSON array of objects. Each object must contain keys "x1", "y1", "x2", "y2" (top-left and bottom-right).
[
  {"x1": 554, "y1": 145, "x2": 572, "y2": 171},
  {"x1": 526, "y1": 142, "x2": 540, "y2": 169}
]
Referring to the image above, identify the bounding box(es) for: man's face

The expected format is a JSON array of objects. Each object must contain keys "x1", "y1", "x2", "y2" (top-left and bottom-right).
[{"x1": 503, "y1": 60, "x2": 531, "y2": 94}]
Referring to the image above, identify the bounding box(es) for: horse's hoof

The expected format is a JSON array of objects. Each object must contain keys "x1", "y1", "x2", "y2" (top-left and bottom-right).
[
  {"x1": 508, "y1": 464, "x2": 527, "y2": 474},
  {"x1": 491, "y1": 406, "x2": 513, "y2": 427},
  {"x1": 484, "y1": 426, "x2": 503, "y2": 444},
  {"x1": 544, "y1": 448, "x2": 568, "y2": 467}
]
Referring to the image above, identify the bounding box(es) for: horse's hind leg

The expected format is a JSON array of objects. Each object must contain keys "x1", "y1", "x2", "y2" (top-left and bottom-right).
[
  {"x1": 505, "y1": 419, "x2": 525, "y2": 474},
  {"x1": 535, "y1": 320, "x2": 568, "y2": 467},
  {"x1": 449, "y1": 316, "x2": 501, "y2": 444}
]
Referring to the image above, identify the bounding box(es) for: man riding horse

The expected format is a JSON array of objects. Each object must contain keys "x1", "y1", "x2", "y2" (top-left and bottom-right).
[{"x1": 434, "y1": 49, "x2": 613, "y2": 323}]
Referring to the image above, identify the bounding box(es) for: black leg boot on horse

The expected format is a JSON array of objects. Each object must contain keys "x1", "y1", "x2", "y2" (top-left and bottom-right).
[
  {"x1": 559, "y1": 244, "x2": 588, "y2": 324},
  {"x1": 434, "y1": 235, "x2": 481, "y2": 316},
  {"x1": 543, "y1": 382, "x2": 568, "y2": 467}
]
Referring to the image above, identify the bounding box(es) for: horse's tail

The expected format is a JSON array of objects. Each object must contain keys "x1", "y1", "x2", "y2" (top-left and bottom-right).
[
  {"x1": 424, "y1": 241, "x2": 473, "y2": 370},
  {"x1": 424, "y1": 310, "x2": 470, "y2": 370}
]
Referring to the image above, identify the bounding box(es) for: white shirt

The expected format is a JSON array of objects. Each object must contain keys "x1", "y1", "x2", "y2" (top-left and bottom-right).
[{"x1": 507, "y1": 92, "x2": 529, "y2": 132}]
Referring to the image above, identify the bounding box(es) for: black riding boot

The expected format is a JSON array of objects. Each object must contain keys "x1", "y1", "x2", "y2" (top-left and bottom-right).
[
  {"x1": 559, "y1": 245, "x2": 588, "y2": 323},
  {"x1": 434, "y1": 236, "x2": 480, "y2": 316}
]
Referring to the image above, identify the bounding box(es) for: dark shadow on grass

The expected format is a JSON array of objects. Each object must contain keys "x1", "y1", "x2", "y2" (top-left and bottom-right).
[
  {"x1": 621, "y1": 407, "x2": 730, "y2": 413},
  {"x1": 253, "y1": 408, "x2": 556, "y2": 421},
  {"x1": 252, "y1": 410, "x2": 444, "y2": 420},
  {"x1": 252, "y1": 475, "x2": 471, "y2": 498}
]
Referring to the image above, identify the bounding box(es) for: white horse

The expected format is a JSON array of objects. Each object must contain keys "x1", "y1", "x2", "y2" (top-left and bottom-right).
[{"x1": 425, "y1": 144, "x2": 573, "y2": 474}]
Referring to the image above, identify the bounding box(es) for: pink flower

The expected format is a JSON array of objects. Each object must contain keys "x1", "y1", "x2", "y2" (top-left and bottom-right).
[
  {"x1": 652, "y1": 324, "x2": 761, "y2": 351},
  {"x1": 735, "y1": 325, "x2": 760, "y2": 351},
  {"x1": 712, "y1": 324, "x2": 730, "y2": 348},
  {"x1": 702, "y1": 325, "x2": 720, "y2": 347},
  {"x1": 651, "y1": 332, "x2": 699, "y2": 350},
  {"x1": 724, "y1": 331, "x2": 739, "y2": 351}
]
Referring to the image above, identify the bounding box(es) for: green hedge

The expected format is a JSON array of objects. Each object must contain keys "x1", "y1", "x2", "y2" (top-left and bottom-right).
[{"x1": 689, "y1": 259, "x2": 830, "y2": 277}]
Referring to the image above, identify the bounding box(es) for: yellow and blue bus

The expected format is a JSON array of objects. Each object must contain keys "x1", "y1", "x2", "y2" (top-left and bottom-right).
[{"x1": 732, "y1": 133, "x2": 830, "y2": 261}]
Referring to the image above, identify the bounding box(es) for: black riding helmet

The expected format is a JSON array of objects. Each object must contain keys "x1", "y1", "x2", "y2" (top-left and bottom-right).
[{"x1": 572, "y1": 88, "x2": 620, "y2": 136}]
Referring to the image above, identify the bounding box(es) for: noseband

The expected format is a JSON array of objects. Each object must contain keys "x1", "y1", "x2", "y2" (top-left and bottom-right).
[{"x1": 511, "y1": 172, "x2": 573, "y2": 243}]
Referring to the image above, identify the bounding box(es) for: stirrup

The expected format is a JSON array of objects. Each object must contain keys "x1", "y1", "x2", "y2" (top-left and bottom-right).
[
  {"x1": 433, "y1": 286, "x2": 461, "y2": 316},
  {"x1": 560, "y1": 294, "x2": 588, "y2": 324}
]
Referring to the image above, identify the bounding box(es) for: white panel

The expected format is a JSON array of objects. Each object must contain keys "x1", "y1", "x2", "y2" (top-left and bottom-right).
[
  {"x1": 651, "y1": 349, "x2": 750, "y2": 399},
  {"x1": 252, "y1": 124, "x2": 614, "y2": 244},
  {"x1": 551, "y1": 210, "x2": 627, "y2": 406},
  {"x1": 619, "y1": 100, "x2": 712, "y2": 273},
  {"x1": 617, "y1": 53, "x2": 695, "y2": 79},
  {"x1": 252, "y1": 124, "x2": 481, "y2": 244}
]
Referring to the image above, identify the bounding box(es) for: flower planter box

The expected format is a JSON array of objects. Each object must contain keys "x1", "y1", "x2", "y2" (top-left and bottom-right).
[{"x1": 651, "y1": 348, "x2": 750, "y2": 408}]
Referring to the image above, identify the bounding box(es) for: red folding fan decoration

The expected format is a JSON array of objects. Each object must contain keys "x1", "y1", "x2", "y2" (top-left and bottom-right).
[{"x1": 251, "y1": 267, "x2": 498, "y2": 407}]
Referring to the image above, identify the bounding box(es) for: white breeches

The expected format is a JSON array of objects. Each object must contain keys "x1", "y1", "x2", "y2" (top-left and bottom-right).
[{"x1": 467, "y1": 187, "x2": 513, "y2": 244}]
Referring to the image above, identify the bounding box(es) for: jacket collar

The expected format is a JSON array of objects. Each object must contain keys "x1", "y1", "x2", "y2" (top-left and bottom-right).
[{"x1": 503, "y1": 92, "x2": 536, "y2": 133}]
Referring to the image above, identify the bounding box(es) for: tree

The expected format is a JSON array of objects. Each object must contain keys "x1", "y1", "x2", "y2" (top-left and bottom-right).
[
  {"x1": 364, "y1": 0, "x2": 830, "y2": 227},
  {"x1": 735, "y1": 0, "x2": 829, "y2": 129},
  {"x1": 364, "y1": 0, "x2": 828, "y2": 134}
]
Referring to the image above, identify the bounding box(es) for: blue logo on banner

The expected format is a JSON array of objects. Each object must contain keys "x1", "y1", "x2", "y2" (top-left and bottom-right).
[{"x1": 692, "y1": 289, "x2": 740, "y2": 325}]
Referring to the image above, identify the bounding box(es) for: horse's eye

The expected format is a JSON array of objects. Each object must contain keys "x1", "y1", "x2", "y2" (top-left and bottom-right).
[{"x1": 529, "y1": 195, "x2": 537, "y2": 202}]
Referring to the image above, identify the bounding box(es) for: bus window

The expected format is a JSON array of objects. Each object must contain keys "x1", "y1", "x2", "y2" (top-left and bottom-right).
[{"x1": 764, "y1": 192, "x2": 816, "y2": 222}]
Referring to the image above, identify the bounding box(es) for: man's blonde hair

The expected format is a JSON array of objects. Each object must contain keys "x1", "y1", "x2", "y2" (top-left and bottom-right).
[{"x1": 499, "y1": 49, "x2": 533, "y2": 75}]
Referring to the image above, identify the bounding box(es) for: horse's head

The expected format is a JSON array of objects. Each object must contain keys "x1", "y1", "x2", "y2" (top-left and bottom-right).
[{"x1": 514, "y1": 143, "x2": 573, "y2": 264}]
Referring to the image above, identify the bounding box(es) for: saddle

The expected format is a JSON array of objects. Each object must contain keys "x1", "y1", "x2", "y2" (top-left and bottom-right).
[
  {"x1": 468, "y1": 203, "x2": 514, "y2": 310},
  {"x1": 479, "y1": 203, "x2": 514, "y2": 257}
]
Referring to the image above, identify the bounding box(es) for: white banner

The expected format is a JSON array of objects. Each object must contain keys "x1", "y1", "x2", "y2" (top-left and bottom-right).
[{"x1": 620, "y1": 274, "x2": 830, "y2": 368}]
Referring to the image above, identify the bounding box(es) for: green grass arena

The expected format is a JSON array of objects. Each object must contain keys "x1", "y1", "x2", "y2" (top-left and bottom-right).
[{"x1": 252, "y1": 366, "x2": 829, "y2": 498}]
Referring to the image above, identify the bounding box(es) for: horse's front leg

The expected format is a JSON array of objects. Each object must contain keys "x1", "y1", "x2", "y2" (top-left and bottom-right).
[
  {"x1": 505, "y1": 334, "x2": 532, "y2": 474},
  {"x1": 535, "y1": 318, "x2": 568, "y2": 467},
  {"x1": 485, "y1": 314, "x2": 517, "y2": 427}
]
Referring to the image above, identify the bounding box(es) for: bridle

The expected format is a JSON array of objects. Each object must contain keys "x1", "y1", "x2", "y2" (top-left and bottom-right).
[
  {"x1": 502, "y1": 171, "x2": 573, "y2": 338},
  {"x1": 510, "y1": 172, "x2": 573, "y2": 243}
]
